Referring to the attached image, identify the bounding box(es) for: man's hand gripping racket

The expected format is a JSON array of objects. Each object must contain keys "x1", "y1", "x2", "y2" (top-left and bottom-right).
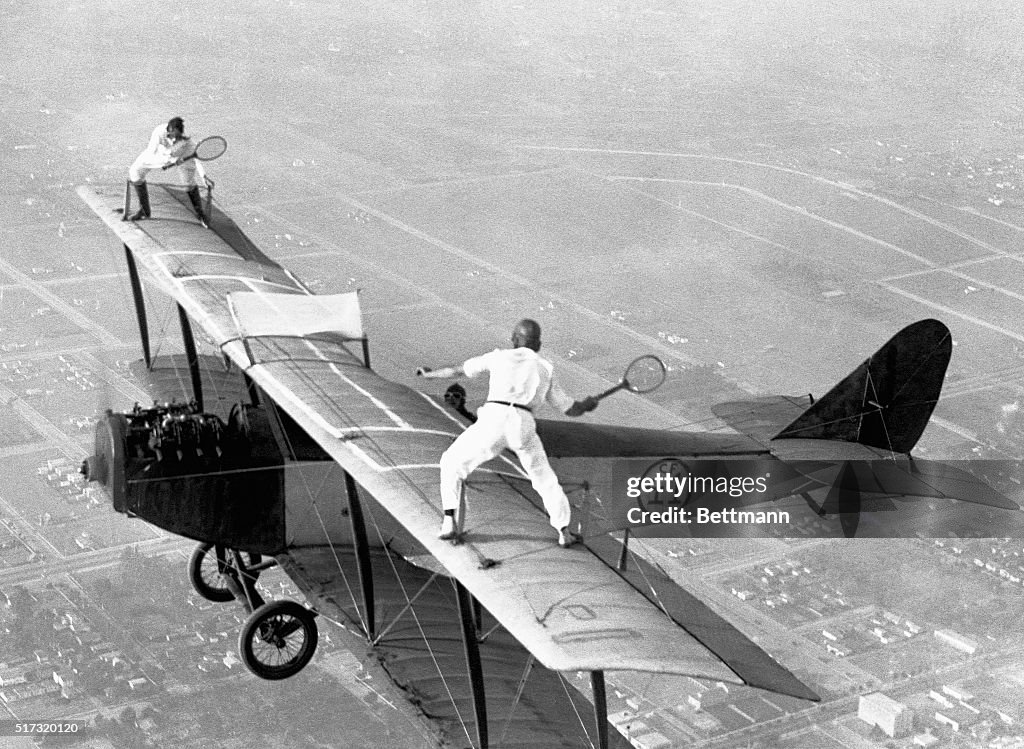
[{"x1": 163, "y1": 135, "x2": 228, "y2": 170}]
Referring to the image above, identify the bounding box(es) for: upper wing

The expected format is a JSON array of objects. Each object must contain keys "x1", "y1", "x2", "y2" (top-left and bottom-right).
[{"x1": 78, "y1": 184, "x2": 816, "y2": 699}]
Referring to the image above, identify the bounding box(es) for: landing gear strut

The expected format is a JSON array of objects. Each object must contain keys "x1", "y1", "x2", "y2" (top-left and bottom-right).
[
  {"x1": 188, "y1": 542, "x2": 263, "y2": 603},
  {"x1": 186, "y1": 542, "x2": 319, "y2": 680}
]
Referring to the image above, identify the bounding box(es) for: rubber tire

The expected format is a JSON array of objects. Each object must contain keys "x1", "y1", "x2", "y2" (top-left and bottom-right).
[
  {"x1": 187, "y1": 543, "x2": 262, "y2": 603},
  {"x1": 239, "y1": 600, "x2": 318, "y2": 680}
]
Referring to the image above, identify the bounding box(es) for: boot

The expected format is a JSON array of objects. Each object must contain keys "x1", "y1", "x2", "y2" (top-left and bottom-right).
[
  {"x1": 439, "y1": 513, "x2": 457, "y2": 540},
  {"x1": 187, "y1": 186, "x2": 208, "y2": 227},
  {"x1": 558, "y1": 526, "x2": 582, "y2": 548},
  {"x1": 129, "y1": 181, "x2": 151, "y2": 221}
]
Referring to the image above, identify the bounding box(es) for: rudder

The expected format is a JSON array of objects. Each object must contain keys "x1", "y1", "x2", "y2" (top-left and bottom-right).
[{"x1": 773, "y1": 319, "x2": 952, "y2": 454}]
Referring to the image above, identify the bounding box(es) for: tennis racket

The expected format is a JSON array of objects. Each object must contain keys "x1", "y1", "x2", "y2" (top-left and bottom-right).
[
  {"x1": 595, "y1": 354, "x2": 667, "y2": 401},
  {"x1": 163, "y1": 135, "x2": 227, "y2": 169}
]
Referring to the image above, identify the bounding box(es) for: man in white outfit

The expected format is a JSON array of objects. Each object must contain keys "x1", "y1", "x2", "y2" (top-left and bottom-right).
[
  {"x1": 127, "y1": 117, "x2": 208, "y2": 225},
  {"x1": 418, "y1": 319, "x2": 598, "y2": 547}
]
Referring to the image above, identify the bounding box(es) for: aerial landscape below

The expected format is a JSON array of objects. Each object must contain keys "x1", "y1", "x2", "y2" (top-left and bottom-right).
[{"x1": 3, "y1": 1, "x2": 1024, "y2": 747}]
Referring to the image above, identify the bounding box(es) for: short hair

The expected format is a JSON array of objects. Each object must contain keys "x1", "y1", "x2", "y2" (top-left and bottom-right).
[
  {"x1": 514, "y1": 319, "x2": 541, "y2": 340},
  {"x1": 167, "y1": 117, "x2": 185, "y2": 133},
  {"x1": 512, "y1": 319, "x2": 542, "y2": 350}
]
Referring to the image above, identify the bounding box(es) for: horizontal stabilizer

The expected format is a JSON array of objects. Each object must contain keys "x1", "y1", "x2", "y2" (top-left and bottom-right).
[
  {"x1": 712, "y1": 395, "x2": 812, "y2": 447},
  {"x1": 873, "y1": 458, "x2": 1021, "y2": 510},
  {"x1": 774, "y1": 319, "x2": 952, "y2": 454}
]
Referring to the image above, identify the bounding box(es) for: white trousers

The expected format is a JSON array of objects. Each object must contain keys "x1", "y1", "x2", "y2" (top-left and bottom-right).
[
  {"x1": 129, "y1": 153, "x2": 203, "y2": 187},
  {"x1": 439, "y1": 403, "x2": 571, "y2": 531}
]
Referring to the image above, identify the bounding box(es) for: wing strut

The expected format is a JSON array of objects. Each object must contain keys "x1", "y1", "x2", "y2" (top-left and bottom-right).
[
  {"x1": 590, "y1": 671, "x2": 609, "y2": 749},
  {"x1": 242, "y1": 372, "x2": 261, "y2": 406},
  {"x1": 617, "y1": 529, "x2": 631, "y2": 570},
  {"x1": 455, "y1": 579, "x2": 488, "y2": 749},
  {"x1": 177, "y1": 304, "x2": 204, "y2": 411},
  {"x1": 344, "y1": 472, "x2": 375, "y2": 639},
  {"x1": 123, "y1": 245, "x2": 152, "y2": 368}
]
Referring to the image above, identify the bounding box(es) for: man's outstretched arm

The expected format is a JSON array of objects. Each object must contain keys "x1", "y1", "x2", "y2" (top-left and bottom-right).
[{"x1": 416, "y1": 364, "x2": 465, "y2": 379}]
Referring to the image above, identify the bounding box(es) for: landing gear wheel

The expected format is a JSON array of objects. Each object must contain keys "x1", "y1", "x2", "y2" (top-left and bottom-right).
[
  {"x1": 188, "y1": 543, "x2": 262, "y2": 603},
  {"x1": 239, "y1": 600, "x2": 318, "y2": 680}
]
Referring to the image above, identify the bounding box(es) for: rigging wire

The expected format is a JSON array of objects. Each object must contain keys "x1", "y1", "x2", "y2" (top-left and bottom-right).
[
  {"x1": 497, "y1": 654, "x2": 535, "y2": 748},
  {"x1": 624, "y1": 538, "x2": 673, "y2": 621},
  {"x1": 145, "y1": 298, "x2": 179, "y2": 367},
  {"x1": 862, "y1": 367, "x2": 896, "y2": 460},
  {"x1": 263, "y1": 393, "x2": 368, "y2": 633},
  {"x1": 363, "y1": 503, "x2": 476, "y2": 749},
  {"x1": 556, "y1": 671, "x2": 598, "y2": 749}
]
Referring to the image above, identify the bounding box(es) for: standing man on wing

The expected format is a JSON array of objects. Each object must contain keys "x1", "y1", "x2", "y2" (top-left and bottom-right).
[
  {"x1": 418, "y1": 319, "x2": 599, "y2": 547},
  {"x1": 127, "y1": 116, "x2": 208, "y2": 225}
]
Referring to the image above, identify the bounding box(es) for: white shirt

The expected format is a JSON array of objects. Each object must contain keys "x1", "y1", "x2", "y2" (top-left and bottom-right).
[
  {"x1": 463, "y1": 348, "x2": 574, "y2": 413},
  {"x1": 147, "y1": 124, "x2": 195, "y2": 161},
  {"x1": 134, "y1": 124, "x2": 206, "y2": 178}
]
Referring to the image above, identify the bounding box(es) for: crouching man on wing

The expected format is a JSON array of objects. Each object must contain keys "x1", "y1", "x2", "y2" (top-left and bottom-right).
[
  {"x1": 417, "y1": 319, "x2": 598, "y2": 548},
  {"x1": 127, "y1": 116, "x2": 208, "y2": 225}
]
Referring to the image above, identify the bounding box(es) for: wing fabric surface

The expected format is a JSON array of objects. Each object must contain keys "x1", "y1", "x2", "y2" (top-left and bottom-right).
[{"x1": 78, "y1": 184, "x2": 815, "y2": 698}]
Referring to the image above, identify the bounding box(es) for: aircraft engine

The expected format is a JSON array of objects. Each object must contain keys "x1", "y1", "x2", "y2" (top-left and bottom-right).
[{"x1": 81, "y1": 402, "x2": 286, "y2": 554}]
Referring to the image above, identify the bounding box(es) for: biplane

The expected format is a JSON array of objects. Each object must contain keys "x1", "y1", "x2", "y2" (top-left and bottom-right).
[{"x1": 77, "y1": 183, "x2": 1020, "y2": 748}]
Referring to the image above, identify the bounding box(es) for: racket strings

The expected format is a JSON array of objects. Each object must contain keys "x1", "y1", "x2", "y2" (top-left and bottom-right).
[
  {"x1": 194, "y1": 136, "x2": 227, "y2": 161},
  {"x1": 625, "y1": 355, "x2": 666, "y2": 393}
]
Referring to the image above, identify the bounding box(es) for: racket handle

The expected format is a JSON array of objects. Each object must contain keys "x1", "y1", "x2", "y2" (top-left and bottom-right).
[
  {"x1": 163, "y1": 155, "x2": 196, "y2": 170},
  {"x1": 595, "y1": 381, "x2": 627, "y2": 401}
]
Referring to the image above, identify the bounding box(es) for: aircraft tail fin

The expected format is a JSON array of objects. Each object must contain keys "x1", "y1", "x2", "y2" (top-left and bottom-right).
[{"x1": 773, "y1": 319, "x2": 952, "y2": 454}]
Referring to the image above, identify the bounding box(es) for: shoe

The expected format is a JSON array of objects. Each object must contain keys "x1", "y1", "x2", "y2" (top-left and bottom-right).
[
  {"x1": 129, "y1": 181, "x2": 151, "y2": 221},
  {"x1": 558, "y1": 527, "x2": 582, "y2": 548},
  {"x1": 439, "y1": 515, "x2": 457, "y2": 540}
]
